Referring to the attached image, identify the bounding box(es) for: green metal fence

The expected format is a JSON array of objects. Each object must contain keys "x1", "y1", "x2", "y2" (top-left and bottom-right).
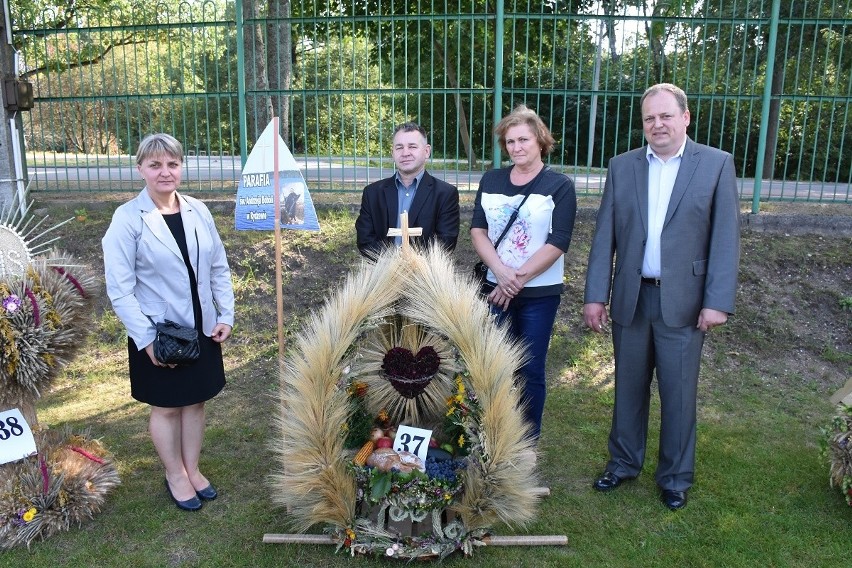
[{"x1": 11, "y1": 0, "x2": 852, "y2": 207}]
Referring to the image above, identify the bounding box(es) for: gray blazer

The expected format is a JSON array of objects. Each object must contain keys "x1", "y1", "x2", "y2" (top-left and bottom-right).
[
  {"x1": 102, "y1": 189, "x2": 235, "y2": 350},
  {"x1": 584, "y1": 138, "x2": 740, "y2": 328}
]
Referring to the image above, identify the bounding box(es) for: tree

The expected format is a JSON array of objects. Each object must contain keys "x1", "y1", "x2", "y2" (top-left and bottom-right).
[
  {"x1": 690, "y1": 0, "x2": 852, "y2": 181},
  {"x1": 0, "y1": 1, "x2": 19, "y2": 207},
  {"x1": 13, "y1": 1, "x2": 181, "y2": 79},
  {"x1": 289, "y1": 34, "x2": 407, "y2": 155},
  {"x1": 242, "y1": 0, "x2": 273, "y2": 146},
  {"x1": 266, "y1": 0, "x2": 292, "y2": 141}
]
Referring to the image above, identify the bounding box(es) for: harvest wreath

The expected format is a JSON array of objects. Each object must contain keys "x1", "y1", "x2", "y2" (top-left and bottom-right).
[
  {"x1": 0, "y1": 256, "x2": 121, "y2": 549},
  {"x1": 269, "y1": 245, "x2": 547, "y2": 559},
  {"x1": 823, "y1": 404, "x2": 852, "y2": 506},
  {"x1": 1, "y1": 199, "x2": 120, "y2": 549},
  {"x1": 0, "y1": 427, "x2": 120, "y2": 549}
]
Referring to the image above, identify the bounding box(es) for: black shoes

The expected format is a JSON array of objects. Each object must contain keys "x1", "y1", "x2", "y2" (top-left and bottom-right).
[
  {"x1": 594, "y1": 470, "x2": 689, "y2": 510},
  {"x1": 593, "y1": 470, "x2": 631, "y2": 492},
  {"x1": 195, "y1": 484, "x2": 218, "y2": 501},
  {"x1": 165, "y1": 478, "x2": 203, "y2": 512},
  {"x1": 661, "y1": 489, "x2": 688, "y2": 510}
]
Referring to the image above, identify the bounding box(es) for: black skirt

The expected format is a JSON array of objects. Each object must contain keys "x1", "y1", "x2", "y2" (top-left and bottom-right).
[{"x1": 128, "y1": 334, "x2": 226, "y2": 407}]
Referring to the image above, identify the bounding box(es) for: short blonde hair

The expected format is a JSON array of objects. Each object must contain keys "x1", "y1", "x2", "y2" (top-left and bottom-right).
[
  {"x1": 136, "y1": 133, "x2": 184, "y2": 165},
  {"x1": 640, "y1": 83, "x2": 689, "y2": 113},
  {"x1": 494, "y1": 104, "x2": 556, "y2": 155}
]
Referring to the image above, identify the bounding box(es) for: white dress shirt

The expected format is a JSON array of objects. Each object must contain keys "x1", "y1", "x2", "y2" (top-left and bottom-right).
[{"x1": 642, "y1": 140, "x2": 686, "y2": 278}]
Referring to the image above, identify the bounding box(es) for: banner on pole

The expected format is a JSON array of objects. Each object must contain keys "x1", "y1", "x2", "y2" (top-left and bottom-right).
[{"x1": 235, "y1": 121, "x2": 320, "y2": 232}]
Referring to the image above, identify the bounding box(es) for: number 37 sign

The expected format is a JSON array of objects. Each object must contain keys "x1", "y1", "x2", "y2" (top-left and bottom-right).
[
  {"x1": 0, "y1": 409, "x2": 37, "y2": 465},
  {"x1": 392, "y1": 424, "x2": 432, "y2": 463}
]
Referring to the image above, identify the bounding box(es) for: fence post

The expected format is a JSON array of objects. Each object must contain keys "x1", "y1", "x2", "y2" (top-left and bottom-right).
[
  {"x1": 752, "y1": 0, "x2": 781, "y2": 214},
  {"x1": 0, "y1": 1, "x2": 17, "y2": 209},
  {"x1": 235, "y1": 0, "x2": 248, "y2": 166},
  {"x1": 491, "y1": 0, "x2": 504, "y2": 169}
]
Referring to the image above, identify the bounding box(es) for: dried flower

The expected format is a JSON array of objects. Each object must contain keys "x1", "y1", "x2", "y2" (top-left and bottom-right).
[
  {"x1": 2, "y1": 293, "x2": 21, "y2": 313},
  {"x1": 352, "y1": 382, "x2": 367, "y2": 397}
]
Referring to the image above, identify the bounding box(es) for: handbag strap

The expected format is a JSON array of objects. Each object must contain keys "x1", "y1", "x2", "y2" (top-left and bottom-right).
[
  {"x1": 179, "y1": 194, "x2": 201, "y2": 273},
  {"x1": 491, "y1": 166, "x2": 549, "y2": 248},
  {"x1": 144, "y1": 199, "x2": 200, "y2": 330}
]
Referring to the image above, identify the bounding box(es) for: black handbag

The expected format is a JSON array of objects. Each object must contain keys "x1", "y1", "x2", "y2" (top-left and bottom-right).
[
  {"x1": 473, "y1": 260, "x2": 489, "y2": 283},
  {"x1": 151, "y1": 319, "x2": 200, "y2": 365},
  {"x1": 472, "y1": 168, "x2": 545, "y2": 288}
]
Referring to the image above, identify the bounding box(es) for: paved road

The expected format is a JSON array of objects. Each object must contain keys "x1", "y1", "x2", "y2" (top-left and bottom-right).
[{"x1": 27, "y1": 155, "x2": 851, "y2": 200}]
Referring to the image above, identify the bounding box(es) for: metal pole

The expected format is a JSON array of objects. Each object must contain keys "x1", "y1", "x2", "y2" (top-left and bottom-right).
[
  {"x1": 491, "y1": 0, "x2": 505, "y2": 169},
  {"x1": 752, "y1": 0, "x2": 781, "y2": 214},
  {"x1": 235, "y1": 0, "x2": 249, "y2": 166},
  {"x1": 588, "y1": 19, "x2": 605, "y2": 169},
  {"x1": 9, "y1": 118, "x2": 26, "y2": 216}
]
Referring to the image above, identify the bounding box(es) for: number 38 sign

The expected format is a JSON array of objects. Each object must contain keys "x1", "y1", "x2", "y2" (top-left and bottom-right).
[{"x1": 0, "y1": 409, "x2": 37, "y2": 465}]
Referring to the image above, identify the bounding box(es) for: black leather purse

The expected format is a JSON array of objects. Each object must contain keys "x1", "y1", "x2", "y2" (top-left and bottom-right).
[
  {"x1": 472, "y1": 259, "x2": 490, "y2": 284},
  {"x1": 152, "y1": 319, "x2": 200, "y2": 365}
]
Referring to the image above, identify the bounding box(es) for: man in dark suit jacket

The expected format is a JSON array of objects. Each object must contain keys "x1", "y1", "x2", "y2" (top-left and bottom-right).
[
  {"x1": 583, "y1": 83, "x2": 740, "y2": 510},
  {"x1": 355, "y1": 122, "x2": 460, "y2": 257}
]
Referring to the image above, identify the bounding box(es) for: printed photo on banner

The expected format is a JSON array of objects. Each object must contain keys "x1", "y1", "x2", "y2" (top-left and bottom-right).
[{"x1": 234, "y1": 120, "x2": 320, "y2": 232}]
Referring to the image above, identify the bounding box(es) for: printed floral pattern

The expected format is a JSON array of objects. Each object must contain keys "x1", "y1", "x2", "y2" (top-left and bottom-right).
[{"x1": 480, "y1": 192, "x2": 559, "y2": 286}]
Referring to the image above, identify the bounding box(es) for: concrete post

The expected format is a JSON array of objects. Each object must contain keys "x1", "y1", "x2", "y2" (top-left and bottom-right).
[{"x1": 0, "y1": 2, "x2": 22, "y2": 210}]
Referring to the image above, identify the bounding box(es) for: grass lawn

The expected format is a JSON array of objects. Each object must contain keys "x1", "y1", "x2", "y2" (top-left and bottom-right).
[{"x1": 2, "y1": 195, "x2": 850, "y2": 567}]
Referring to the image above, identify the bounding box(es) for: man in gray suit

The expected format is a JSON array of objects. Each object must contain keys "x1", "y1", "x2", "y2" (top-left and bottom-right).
[{"x1": 583, "y1": 83, "x2": 740, "y2": 510}]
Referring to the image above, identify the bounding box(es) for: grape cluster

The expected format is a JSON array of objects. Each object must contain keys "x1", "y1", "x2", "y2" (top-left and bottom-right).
[{"x1": 424, "y1": 457, "x2": 467, "y2": 484}]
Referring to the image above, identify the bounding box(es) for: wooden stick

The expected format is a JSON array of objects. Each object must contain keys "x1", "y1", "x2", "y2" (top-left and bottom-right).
[
  {"x1": 400, "y1": 211, "x2": 410, "y2": 253},
  {"x1": 530, "y1": 486, "x2": 551, "y2": 497},
  {"x1": 262, "y1": 533, "x2": 568, "y2": 547},
  {"x1": 483, "y1": 535, "x2": 568, "y2": 546},
  {"x1": 271, "y1": 117, "x2": 285, "y2": 378},
  {"x1": 263, "y1": 534, "x2": 336, "y2": 544}
]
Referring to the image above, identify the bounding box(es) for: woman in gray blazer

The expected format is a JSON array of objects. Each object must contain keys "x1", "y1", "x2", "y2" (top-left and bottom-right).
[{"x1": 102, "y1": 134, "x2": 235, "y2": 512}]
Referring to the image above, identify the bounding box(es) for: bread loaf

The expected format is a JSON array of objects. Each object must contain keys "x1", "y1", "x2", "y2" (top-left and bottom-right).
[{"x1": 365, "y1": 448, "x2": 425, "y2": 473}]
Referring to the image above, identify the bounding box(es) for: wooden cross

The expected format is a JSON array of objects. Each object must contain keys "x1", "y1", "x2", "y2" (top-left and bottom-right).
[{"x1": 386, "y1": 212, "x2": 423, "y2": 252}]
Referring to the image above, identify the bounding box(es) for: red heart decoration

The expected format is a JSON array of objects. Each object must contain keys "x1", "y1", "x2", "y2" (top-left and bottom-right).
[{"x1": 382, "y1": 346, "x2": 440, "y2": 399}]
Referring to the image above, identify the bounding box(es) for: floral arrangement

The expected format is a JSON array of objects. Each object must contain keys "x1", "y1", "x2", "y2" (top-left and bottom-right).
[
  {"x1": 336, "y1": 370, "x2": 482, "y2": 559},
  {"x1": 823, "y1": 404, "x2": 852, "y2": 506},
  {"x1": 444, "y1": 373, "x2": 481, "y2": 457},
  {"x1": 271, "y1": 245, "x2": 540, "y2": 561},
  {"x1": 346, "y1": 372, "x2": 475, "y2": 512},
  {"x1": 350, "y1": 453, "x2": 467, "y2": 520}
]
